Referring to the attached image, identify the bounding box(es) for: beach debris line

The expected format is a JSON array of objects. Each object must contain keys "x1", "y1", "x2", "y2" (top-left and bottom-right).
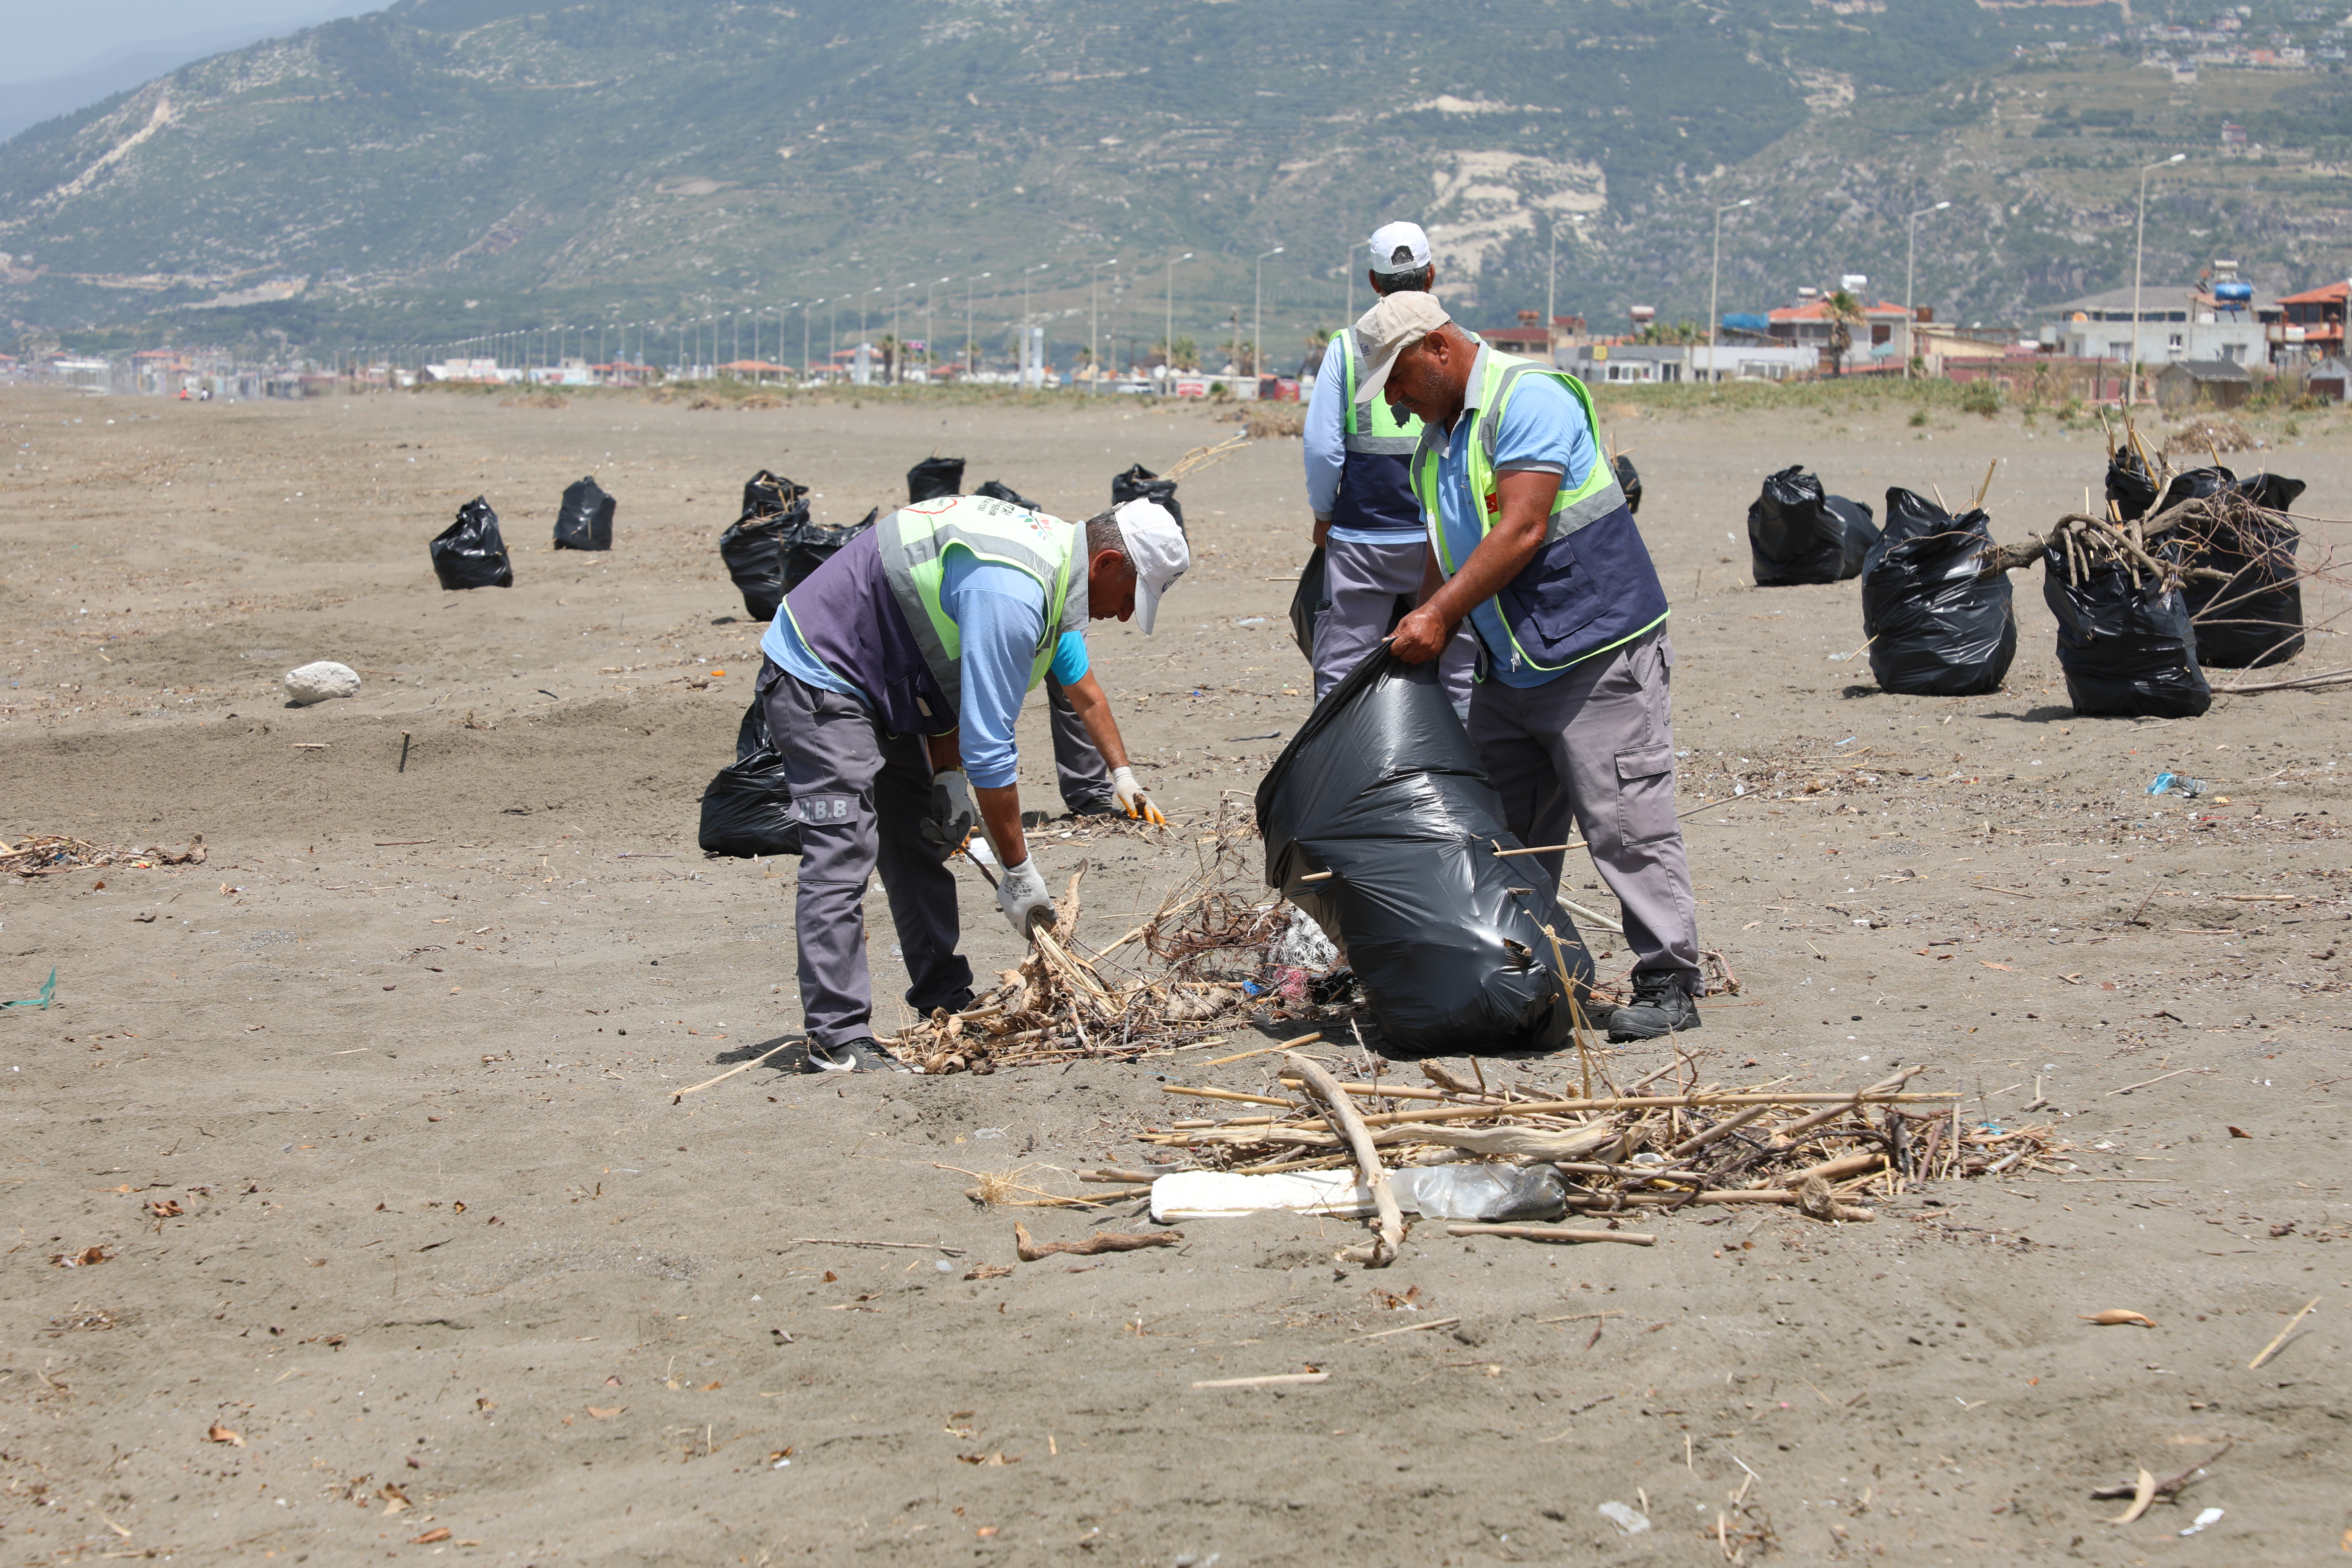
[{"x1": 4, "y1": 833, "x2": 203, "y2": 877}]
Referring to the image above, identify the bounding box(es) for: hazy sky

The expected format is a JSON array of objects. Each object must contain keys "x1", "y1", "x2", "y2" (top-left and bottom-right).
[{"x1": 12, "y1": 0, "x2": 387, "y2": 80}]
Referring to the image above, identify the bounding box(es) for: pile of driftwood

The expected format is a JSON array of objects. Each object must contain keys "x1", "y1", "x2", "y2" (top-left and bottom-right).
[
  {"x1": 1, "y1": 834, "x2": 205, "y2": 878},
  {"x1": 1105, "y1": 1054, "x2": 2067, "y2": 1261},
  {"x1": 885, "y1": 813, "x2": 1274, "y2": 1074}
]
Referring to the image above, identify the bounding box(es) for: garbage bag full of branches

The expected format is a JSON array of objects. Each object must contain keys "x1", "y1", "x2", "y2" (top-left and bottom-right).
[
  {"x1": 1289, "y1": 545, "x2": 1329, "y2": 663},
  {"x1": 699, "y1": 695, "x2": 802, "y2": 858},
  {"x1": 1112, "y1": 463, "x2": 1184, "y2": 532},
  {"x1": 429, "y1": 497, "x2": 514, "y2": 590},
  {"x1": 907, "y1": 456, "x2": 966, "y2": 504},
  {"x1": 2044, "y1": 542, "x2": 2211, "y2": 720},
  {"x1": 553, "y1": 475, "x2": 616, "y2": 551},
  {"x1": 1747, "y1": 465, "x2": 1878, "y2": 586},
  {"x1": 719, "y1": 470, "x2": 808, "y2": 622},
  {"x1": 1255, "y1": 649, "x2": 1593, "y2": 1054},
  {"x1": 1858, "y1": 489, "x2": 2018, "y2": 697},
  {"x1": 2161, "y1": 465, "x2": 2306, "y2": 668},
  {"x1": 2105, "y1": 449, "x2": 2161, "y2": 524}
]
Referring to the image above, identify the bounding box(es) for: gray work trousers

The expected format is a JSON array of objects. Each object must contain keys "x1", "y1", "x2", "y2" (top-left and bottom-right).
[
  {"x1": 758, "y1": 661, "x2": 973, "y2": 1049},
  {"x1": 1466, "y1": 626, "x2": 1702, "y2": 990},
  {"x1": 1312, "y1": 535, "x2": 1472, "y2": 706},
  {"x1": 1044, "y1": 673, "x2": 1115, "y2": 814}
]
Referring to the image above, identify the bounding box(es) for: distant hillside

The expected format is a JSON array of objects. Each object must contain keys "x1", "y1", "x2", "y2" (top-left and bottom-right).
[{"x1": 1, "y1": 0, "x2": 2346, "y2": 358}]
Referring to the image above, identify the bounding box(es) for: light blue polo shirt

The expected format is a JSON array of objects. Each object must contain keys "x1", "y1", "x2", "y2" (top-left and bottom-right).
[{"x1": 1429, "y1": 350, "x2": 1600, "y2": 688}]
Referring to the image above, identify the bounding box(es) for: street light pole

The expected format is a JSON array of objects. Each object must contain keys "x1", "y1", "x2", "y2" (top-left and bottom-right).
[
  {"x1": 1707, "y1": 198, "x2": 1751, "y2": 386},
  {"x1": 1254, "y1": 245, "x2": 1284, "y2": 380},
  {"x1": 1090, "y1": 259, "x2": 1118, "y2": 394},
  {"x1": 1903, "y1": 200, "x2": 1951, "y2": 381},
  {"x1": 1165, "y1": 251, "x2": 1192, "y2": 382},
  {"x1": 2130, "y1": 153, "x2": 2187, "y2": 407}
]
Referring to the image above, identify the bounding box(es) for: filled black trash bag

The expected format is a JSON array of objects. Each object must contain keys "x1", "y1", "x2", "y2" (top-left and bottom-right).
[
  {"x1": 907, "y1": 456, "x2": 966, "y2": 504},
  {"x1": 973, "y1": 478, "x2": 1041, "y2": 510},
  {"x1": 699, "y1": 749, "x2": 803, "y2": 858},
  {"x1": 1613, "y1": 453, "x2": 1643, "y2": 517},
  {"x1": 1748, "y1": 466, "x2": 1876, "y2": 585},
  {"x1": 2044, "y1": 547, "x2": 2211, "y2": 719},
  {"x1": 1111, "y1": 462, "x2": 1184, "y2": 533},
  {"x1": 2160, "y1": 466, "x2": 2305, "y2": 667},
  {"x1": 2106, "y1": 449, "x2": 2160, "y2": 524},
  {"x1": 1255, "y1": 649, "x2": 1593, "y2": 1054},
  {"x1": 783, "y1": 508, "x2": 878, "y2": 593},
  {"x1": 718, "y1": 471, "x2": 810, "y2": 621},
  {"x1": 1290, "y1": 545, "x2": 1329, "y2": 662},
  {"x1": 429, "y1": 497, "x2": 514, "y2": 590},
  {"x1": 553, "y1": 475, "x2": 616, "y2": 551},
  {"x1": 1859, "y1": 490, "x2": 2017, "y2": 697}
]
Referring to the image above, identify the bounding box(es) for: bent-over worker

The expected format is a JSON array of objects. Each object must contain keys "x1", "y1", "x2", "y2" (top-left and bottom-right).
[
  {"x1": 756, "y1": 493, "x2": 1188, "y2": 1072},
  {"x1": 1358, "y1": 292, "x2": 1703, "y2": 1042},
  {"x1": 1302, "y1": 220, "x2": 1472, "y2": 708}
]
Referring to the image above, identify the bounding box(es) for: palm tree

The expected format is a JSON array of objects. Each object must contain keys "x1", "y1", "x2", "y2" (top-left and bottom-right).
[{"x1": 1823, "y1": 290, "x2": 1863, "y2": 378}]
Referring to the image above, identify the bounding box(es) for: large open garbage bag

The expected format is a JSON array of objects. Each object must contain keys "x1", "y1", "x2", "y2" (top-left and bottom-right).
[
  {"x1": 1858, "y1": 489, "x2": 2017, "y2": 697},
  {"x1": 1255, "y1": 648, "x2": 1592, "y2": 1054},
  {"x1": 554, "y1": 475, "x2": 615, "y2": 551},
  {"x1": 973, "y1": 478, "x2": 1041, "y2": 510},
  {"x1": 1748, "y1": 466, "x2": 1878, "y2": 586},
  {"x1": 1289, "y1": 546, "x2": 1329, "y2": 662},
  {"x1": 1112, "y1": 462, "x2": 1184, "y2": 532},
  {"x1": 784, "y1": 509, "x2": 878, "y2": 593},
  {"x1": 1612, "y1": 453, "x2": 1643, "y2": 517},
  {"x1": 429, "y1": 497, "x2": 514, "y2": 590},
  {"x1": 719, "y1": 471, "x2": 807, "y2": 622},
  {"x1": 699, "y1": 695, "x2": 802, "y2": 857},
  {"x1": 2160, "y1": 466, "x2": 2305, "y2": 668},
  {"x1": 907, "y1": 456, "x2": 966, "y2": 504},
  {"x1": 2045, "y1": 547, "x2": 2211, "y2": 719}
]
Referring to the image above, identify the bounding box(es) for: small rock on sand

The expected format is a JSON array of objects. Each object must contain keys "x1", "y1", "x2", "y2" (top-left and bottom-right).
[{"x1": 284, "y1": 660, "x2": 362, "y2": 705}]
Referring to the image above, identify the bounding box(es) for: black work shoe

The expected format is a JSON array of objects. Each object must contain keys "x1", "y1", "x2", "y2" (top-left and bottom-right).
[
  {"x1": 1604, "y1": 974, "x2": 1703, "y2": 1043},
  {"x1": 803, "y1": 1037, "x2": 912, "y2": 1074}
]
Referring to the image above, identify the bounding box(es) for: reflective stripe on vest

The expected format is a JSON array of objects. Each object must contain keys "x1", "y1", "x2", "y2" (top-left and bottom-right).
[
  {"x1": 875, "y1": 494, "x2": 1085, "y2": 716},
  {"x1": 1411, "y1": 347, "x2": 1656, "y2": 675},
  {"x1": 1334, "y1": 327, "x2": 1422, "y2": 456}
]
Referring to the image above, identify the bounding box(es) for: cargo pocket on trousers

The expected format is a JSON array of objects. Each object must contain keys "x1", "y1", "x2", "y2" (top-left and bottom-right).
[{"x1": 1615, "y1": 743, "x2": 1678, "y2": 848}]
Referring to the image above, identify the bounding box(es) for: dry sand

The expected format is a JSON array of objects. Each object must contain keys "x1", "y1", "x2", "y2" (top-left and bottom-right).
[{"x1": 1, "y1": 383, "x2": 2347, "y2": 1565}]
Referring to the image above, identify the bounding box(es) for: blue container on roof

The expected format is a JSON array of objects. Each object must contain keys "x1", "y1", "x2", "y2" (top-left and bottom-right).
[{"x1": 2213, "y1": 281, "x2": 2254, "y2": 308}]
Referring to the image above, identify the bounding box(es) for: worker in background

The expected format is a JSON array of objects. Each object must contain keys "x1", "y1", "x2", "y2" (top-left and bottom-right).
[
  {"x1": 1301, "y1": 220, "x2": 1471, "y2": 708},
  {"x1": 1045, "y1": 643, "x2": 1160, "y2": 821},
  {"x1": 757, "y1": 494, "x2": 1189, "y2": 1071},
  {"x1": 1357, "y1": 292, "x2": 1702, "y2": 1043}
]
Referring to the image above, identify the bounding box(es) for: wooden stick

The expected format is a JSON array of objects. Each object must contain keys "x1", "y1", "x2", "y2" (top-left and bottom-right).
[
  {"x1": 1191, "y1": 1088, "x2": 1957, "y2": 1135},
  {"x1": 1163, "y1": 1085, "x2": 1297, "y2": 1108},
  {"x1": 672, "y1": 1041, "x2": 800, "y2": 1103},
  {"x1": 1191, "y1": 1372, "x2": 1328, "y2": 1389},
  {"x1": 2247, "y1": 1296, "x2": 2320, "y2": 1370},
  {"x1": 790, "y1": 1237, "x2": 966, "y2": 1256},
  {"x1": 1285, "y1": 1050, "x2": 1404, "y2": 1267},
  {"x1": 1341, "y1": 1316, "x2": 1462, "y2": 1343},
  {"x1": 1974, "y1": 456, "x2": 1998, "y2": 510},
  {"x1": 1446, "y1": 1224, "x2": 1657, "y2": 1246},
  {"x1": 1668, "y1": 1102, "x2": 1774, "y2": 1159},
  {"x1": 1771, "y1": 1066, "x2": 1925, "y2": 1146},
  {"x1": 397, "y1": 731, "x2": 412, "y2": 774},
  {"x1": 1206, "y1": 1034, "x2": 1320, "y2": 1067},
  {"x1": 1012, "y1": 1222, "x2": 1181, "y2": 1261},
  {"x1": 2106, "y1": 1066, "x2": 2206, "y2": 1097}
]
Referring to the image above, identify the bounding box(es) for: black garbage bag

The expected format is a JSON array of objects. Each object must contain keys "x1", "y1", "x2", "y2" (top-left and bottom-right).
[
  {"x1": 553, "y1": 475, "x2": 616, "y2": 551},
  {"x1": 1111, "y1": 462, "x2": 1184, "y2": 533},
  {"x1": 1255, "y1": 649, "x2": 1593, "y2": 1054},
  {"x1": 907, "y1": 456, "x2": 966, "y2": 504},
  {"x1": 1289, "y1": 546, "x2": 1329, "y2": 662},
  {"x1": 1859, "y1": 490, "x2": 2017, "y2": 697},
  {"x1": 2106, "y1": 449, "x2": 2160, "y2": 524},
  {"x1": 2045, "y1": 547, "x2": 2212, "y2": 719},
  {"x1": 1613, "y1": 453, "x2": 1643, "y2": 517},
  {"x1": 783, "y1": 508, "x2": 878, "y2": 592},
  {"x1": 1748, "y1": 466, "x2": 1877, "y2": 585},
  {"x1": 718, "y1": 471, "x2": 810, "y2": 621},
  {"x1": 973, "y1": 478, "x2": 1041, "y2": 510},
  {"x1": 699, "y1": 751, "x2": 803, "y2": 858},
  {"x1": 429, "y1": 497, "x2": 514, "y2": 590},
  {"x1": 2160, "y1": 466, "x2": 2305, "y2": 667}
]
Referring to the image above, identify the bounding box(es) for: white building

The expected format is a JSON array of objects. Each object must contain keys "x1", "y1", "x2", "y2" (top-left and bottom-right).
[{"x1": 2037, "y1": 282, "x2": 2273, "y2": 366}]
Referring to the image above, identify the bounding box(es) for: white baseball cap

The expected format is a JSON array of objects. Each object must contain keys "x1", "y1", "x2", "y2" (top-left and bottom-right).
[
  {"x1": 1368, "y1": 221, "x2": 1432, "y2": 275},
  {"x1": 1352, "y1": 291, "x2": 1454, "y2": 405},
  {"x1": 1112, "y1": 499, "x2": 1188, "y2": 634}
]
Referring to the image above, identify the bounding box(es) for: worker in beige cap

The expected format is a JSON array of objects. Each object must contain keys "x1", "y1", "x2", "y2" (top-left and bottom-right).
[{"x1": 1352, "y1": 290, "x2": 1703, "y2": 1042}]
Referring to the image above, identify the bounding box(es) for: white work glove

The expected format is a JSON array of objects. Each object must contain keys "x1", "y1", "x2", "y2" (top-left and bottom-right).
[
  {"x1": 1111, "y1": 765, "x2": 1166, "y2": 825},
  {"x1": 995, "y1": 856, "x2": 1056, "y2": 939}
]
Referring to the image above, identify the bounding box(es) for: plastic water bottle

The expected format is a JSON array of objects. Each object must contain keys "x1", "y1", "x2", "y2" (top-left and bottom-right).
[{"x1": 1391, "y1": 1164, "x2": 1568, "y2": 1223}]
